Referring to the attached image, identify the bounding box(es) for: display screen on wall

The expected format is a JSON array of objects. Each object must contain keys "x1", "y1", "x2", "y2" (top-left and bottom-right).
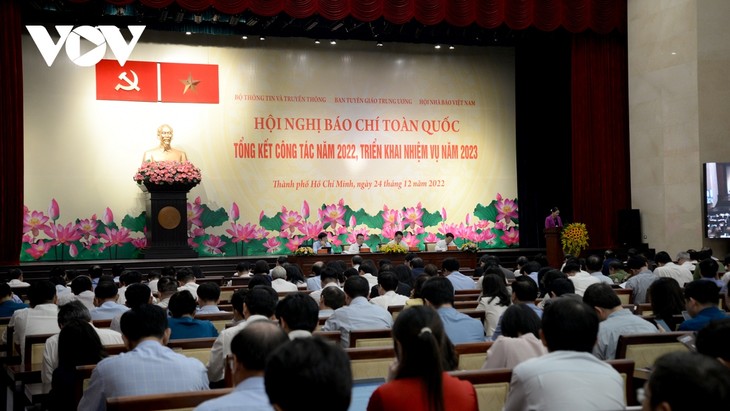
[{"x1": 704, "y1": 162, "x2": 730, "y2": 238}]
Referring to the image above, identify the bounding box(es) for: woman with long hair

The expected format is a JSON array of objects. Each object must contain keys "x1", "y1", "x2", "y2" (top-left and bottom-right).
[
  {"x1": 482, "y1": 304, "x2": 547, "y2": 369},
  {"x1": 476, "y1": 274, "x2": 511, "y2": 338},
  {"x1": 648, "y1": 277, "x2": 686, "y2": 331},
  {"x1": 367, "y1": 306, "x2": 477, "y2": 411}
]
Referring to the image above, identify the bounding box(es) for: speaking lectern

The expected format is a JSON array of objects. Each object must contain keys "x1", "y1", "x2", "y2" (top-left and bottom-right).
[
  {"x1": 141, "y1": 182, "x2": 197, "y2": 259},
  {"x1": 544, "y1": 227, "x2": 563, "y2": 268}
]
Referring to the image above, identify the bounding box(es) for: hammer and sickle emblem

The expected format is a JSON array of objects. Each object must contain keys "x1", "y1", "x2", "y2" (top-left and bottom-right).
[{"x1": 115, "y1": 70, "x2": 140, "y2": 91}]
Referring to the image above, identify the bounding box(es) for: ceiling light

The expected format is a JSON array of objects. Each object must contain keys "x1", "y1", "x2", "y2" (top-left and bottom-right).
[
  {"x1": 241, "y1": 35, "x2": 248, "y2": 40},
  {"x1": 449, "y1": 45, "x2": 455, "y2": 50},
  {"x1": 314, "y1": 39, "x2": 320, "y2": 44},
  {"x1": 330, "y1": 40, "x2": 337, "y2": 45},
  {"x1": 259, "y1": 35, "x2": 266, "y2": 41},
  {"x1": 185, "y1": 31, "x2": 192, "y2": 35},
  {"x1": 434, "y1": 44, "x2": 441, "y2": 49},
  {"x1": 376, "y1": 42, "x2": 383, "y2": 47}
]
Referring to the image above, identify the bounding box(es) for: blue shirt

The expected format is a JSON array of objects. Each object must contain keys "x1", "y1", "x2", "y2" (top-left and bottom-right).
[
  {"x1": 78, "y1": 340, "x2": 209, "y2": 411},
  {"x1": 90, "y1": 301, "x2": 129, "y2": 321},
  {"x1": 168, "y1": 317, "x2": 219, "y2": 340},
  {"x1": 194, "y1": 376, "x2": 273, "y2": 411},
  {"x1": 437, "y1": 307, "x2": 484, "y2": 344},
  {"x1": 322, "y1": 296, "x2": 393, "y2": 348},
  {"x1": 679, "y1": 306, "x2": 729, "y2": 331},
  {"x1": 0, "y1": 300, "x2": 28, "y2": 317},
  {"x1": 447, "y1": 272, "x2": 476, "y2": 290}
]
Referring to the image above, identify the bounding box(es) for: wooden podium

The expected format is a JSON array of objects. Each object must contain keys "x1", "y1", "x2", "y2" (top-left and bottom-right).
[
  {"x1": 141, "y1": 183, "x2": 198, "y2": 259},
  {"x1": 544, "y1": 227, "x2": 563, "y2": 269}
]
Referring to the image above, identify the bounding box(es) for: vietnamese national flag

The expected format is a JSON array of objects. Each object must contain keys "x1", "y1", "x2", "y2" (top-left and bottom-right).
[
  {"x1": 96, "y1": 60, "x2": 158, "y2": 102},
  {"x1": 159, "y1": 62, "x2": 219, "y2": 104}
]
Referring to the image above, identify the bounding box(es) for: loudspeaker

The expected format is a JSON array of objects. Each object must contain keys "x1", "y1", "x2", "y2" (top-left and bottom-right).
[{"x1": 617, "y1": 209, "x2": 641, "y2": 246}]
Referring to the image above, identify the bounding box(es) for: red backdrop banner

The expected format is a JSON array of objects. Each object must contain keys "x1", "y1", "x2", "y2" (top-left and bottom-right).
[
  {"x1": 159, "y1": 62, "x2": 219, "y2": 104},
  {"x1": 96, "y1": 60, "x2": 159, "y2": 102}
]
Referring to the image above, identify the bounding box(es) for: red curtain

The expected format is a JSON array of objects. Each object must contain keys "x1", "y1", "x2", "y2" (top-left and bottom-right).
[
  {"x1": 0, "y1": 0, "x2": 24, "y2": 265},
  {"x1": 571, "y1": 31, "x2": 631, "y2": 250},
  {"x1": 69, "y1": 0, "x2": 626, "y2": 33}
]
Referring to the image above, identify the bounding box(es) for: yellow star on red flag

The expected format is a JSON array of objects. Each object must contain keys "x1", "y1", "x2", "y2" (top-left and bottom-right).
[{"x1": 180, "y1": 73, "x2": 200, "y2": 94}]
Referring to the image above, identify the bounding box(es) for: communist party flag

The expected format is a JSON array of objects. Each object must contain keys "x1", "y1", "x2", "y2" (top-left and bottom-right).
[
  {"x1": 95, "y1": 59, "x2": 158, "y2": 102},
  {"x1": 159, "y1": 62, "x2": 219, "y2": 104}
]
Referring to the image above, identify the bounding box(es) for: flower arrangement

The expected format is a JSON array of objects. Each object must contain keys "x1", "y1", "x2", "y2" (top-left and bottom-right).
[
  {"x1": 133, "y1": 161, "x2": 202, "y2": 187},
  {"x1": 561, "y1": 222, "x2": 589, "y2": 257},
  {"x1": 460, "y1": 242, "x2": 478, "y2": 252},
  {"x1": 380, "y1": 243, "x2": 408, "y2": 254},
  {"x1": 293, "y1": 246, "x2": 315, "y2": 256}
]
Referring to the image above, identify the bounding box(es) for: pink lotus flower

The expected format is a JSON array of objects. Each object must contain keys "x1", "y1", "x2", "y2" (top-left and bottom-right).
[
  {"x1": 188, "y1": 237, "x2": 199, "y2": 249},
  {"x1": 69, "y1": 244, "x2": 78, "y2": 258},
  {"x1": 227, "y1": 222, "x2": 256, "y2": 243},
  {"x1": 346, "y1": 228, "x2": 371, "y2": 244},
  {"x1": 23, "y1": 210, "x2": 50, "y2": 237},
  {"x1": 229, "y1": 202, "x2": 240, "y2": 222},
  {"x1": 43, "y1": 222, "x2": 82, "y2": 246},
  {"x1": 77, "y1": 216, "x2": 98, "y2": 239},
  {"x1": 25, "y1": 240, "x2": 51, "y2": 260},
  {"x1": 301, "y1": 200, "x2": 310, "y2": 220},
  {"x1": 382, "y1": 205, "x2": 402, "y2": 227},
  {"x1": 187, "y1": 201, "x2": 203, "y2": 229},
  {"x1": 501, "y1": 228, "x2": 519, "y2": 246},
  {"x1": 22, "y1": 234, "x2": 32, "y2": 243},
  {"x1": 319, "y1": 201, "x2": 346, "y2": 228},
  {"x1": 403, "y1": 203, "x2": 423, "y2": 227},
  {"x1": 441, "y1": 207, "x2": 447, "y2": 222},
  {"x1": 478, "y1": 229, "x2": 497, "y2": 244},
  {"x1": 424, "y1": 232, "x2": 439, "y2": 243},
  {"x1": 280, "y1": 207, "x2": 303, "y2": 233},
  {"x1": 494, "y1": 221, "x2": 505, "y2": 230},
  {"x1": 100, "y1": 227, "x2": 132, "y2": 247},
  {"x1": 474, "y1": 219, "x2": 491, "y2": 230},
  {"x1": 496, "y1": 196, "x2": 518, "y2": 221},
  {"x1": 102, "y1": 207, "x2": 114, "y2": 225},
  {"x1": 253, "y1": 226, "x2": 269, "y2": 240},
  {"x1": 465, "y1": 213, "x2": 471, "y2": 226},
  {"x1": 48, "y1": 199, "x2": 60, "y2": 221},
  {"x1": 438, "y1": 223, "x2": 458, "y2": 237},
  {"x1": 264, "y1": 237, "x2": 281, "y2": 254},
  {"x1": 131, "y1": 237, "x2": 147, "y2": 249},
  {"x1": 380, "y1": 223, "x2": 404, "y2": 241},
  {"x1": 203, "y1": 235, "x2": 226, "y2": 255},
  {"x1": 299, "y1": 220, "x2": 325, "y2": 240},
  {"x1": 81, "y1": 236, "x2": 100, "y2": 251},
  {"x1": 285, "y1": 236, "x2": 304, "y2": 252},
  {"x1": 403, "y1": 233, "x2": 420, "y2": 248},
  {"x1": 327, "y1": 232, "x2": 342, "y2": 247},
  {"x1": 191, "y1": 227, "x2": 206, "y2": 238},
  {"x1": 259, "y1": 210, "x2": 265, "y2": 222},
  {"x1": 349, "y1": 215, "x2": 357, "y2": 228}
]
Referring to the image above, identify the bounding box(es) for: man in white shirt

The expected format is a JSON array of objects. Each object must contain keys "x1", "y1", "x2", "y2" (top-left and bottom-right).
[
  {"x1": 586, "y1": 255, "x2": 613, "y2": 285},
  {"x1": 90, "y1": 281, "x2": 129, "y2": 321},
  {"x1": 346, "y1": 234, "x2": 368, "y2": 254},
  {"x1": 196, "y1": 282, "x2": 223, "y2": 314},
  {"x1": 387, "y1": 231, "x2": 408, "y2": 248},
  {"x1": 57, "y1": 275, "x2": 95, "y2": 311},
  {"x1": 275, "y1": 293, "x2": 319, "y2": 340},
  {"x1": 435, "y1": 233, "x2": 457, "y2": 251},
  {"x1": 177, "y1": 268, "x2": 199, "y2": 300},
  {"x1": 155, "y1": 277, "x2": 178, "y2": 309},
  {"x1": 653, "y1": 251, "x2": 693, "y2": 286},
  {"x1": 42, "y1": 301, "x2": 123, "y2": 383},
  {"x1": 564, "y1": 261, "x2": 600, "y2": 296},
  {"x1": 322, "y1": 276, "x2": 393, "y2": 348},
  {"x1": 313, "y1": 232, "x2": 332, "y2": 254},
  {"x1": 6, "y1": 280, "x2": 60, "y2": 366},
  {"x1": 7, "y1": 268, "x2": 30, "y2": 288},
  {"x1": 309, "y1": 268, "x2": 341, "y2": 303},
  {"x1": 207, "y1": 286, "x2": 278, "y2": 383},
  {"x1": 116, "y1": 270, "x2": 144, "y2": 306},
  {"x1": 271, "y1": 266, "x2": 298, "y2": 292},
  {"x1": 504, "y1": 298, "x2": 624, "y2": 411},
  {"x1": 358, "y1": 262, "x2": 380, "y2": 288},
  {"x1": 369, "y1": 272, "x2": 408, "y2": 309}
]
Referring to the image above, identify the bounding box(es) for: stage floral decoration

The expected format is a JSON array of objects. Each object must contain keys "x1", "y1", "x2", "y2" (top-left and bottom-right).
[
  {"x1": 561, "y1": 222, "x2": 589, "y2": 257},
  {"x1": 460, "y1": 242, "x2": 478, "y2": 252},
  {"x1": 293, "y1": 246, "x2": 315, "y2": 256},
  {"x1": 133, "y1": 161, "x2": 202, "y2": 187},
  {"x1": 380, "y1": 243, "x2": 409, "y2": 254},
  {"x1": 21, "y1": 193, "x2": 521, "y2": 261}
]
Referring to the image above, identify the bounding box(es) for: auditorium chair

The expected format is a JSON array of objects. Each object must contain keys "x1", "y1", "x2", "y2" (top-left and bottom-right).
[
  {"x1": 615, "y1": 288, "x2": 633, "y2": 305},
  {"x1": 106, "y1": 388, "x2": 233, "y2": 411},
  {"x1": 615, "y1": 332, "x2": 689, "y2": 377},
  {"x1": 194, "y1": 312, "x2": 234, "y2": 332},
  {"x1": 167, "y1": 337, "x2": 217, "y2": 365},
  {"x1": 449, "y1": 368, "x2": 513, "y2": 411},
  {"x1": 312, "y1": 330, "x2": 342, "y2": 345},
  {"x1": 606, "y1": 359, "x2": 636, "y2": 405},
  {"x1": 387, "y1": 305, "x2": 404, "y2": 321},
  {"x1": 346, "y1": 346, "x2": 396, "y2": 381},
  {"x1": 349, "y1": 329, "x2": 393, "y2": 348},
  {"x1": 454, "y1": 341, "x2": 493, "y2": 371},
  {"x1": 92, "y1": 319, "x2": 112, "y2": 328}
]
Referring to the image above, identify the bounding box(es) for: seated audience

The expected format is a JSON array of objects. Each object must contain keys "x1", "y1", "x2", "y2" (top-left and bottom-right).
[
  {"x1": 7, "y1": 268, "x2": 30, "y2": 288},
  {"x1": 207, "y1": 286, "x2": 278, "y2": 383},
  {"x1": 58, "y1": 275, "x2": 95, "y2": 311},
  {"x1": 284, "y1": 264, "x2": 307, "y2": 287},
  {"x1": 586, "y1": 254, "x2": 613, "y2": 285},
  {"x1": 196, "y1": 282, "x2": 223, "y2": 314},
  {"x1": 116, "y1": 270, "x2": 143, "y2": 306},
  {"x1": 305, "y1": 261, "x2": 325, "y2": 291},
  {"x1": 265, "y1": 337, "x2": 352, "y2": 411},
  {"x1": 276, "y1": 293, "x2": 319, "y2": 339},
  {"x1": 308, "y1": 267, "x2": 340, "y2": 303},
  {"x1": 90, "y1": 281, "x2": 128, "y2": 321},
  {"x1": 177, "y1": 268, "x2": 200, "y2": 299},
  {"x1": 503, "y1": 298, "x2": 624, "y2": 411},
  {"x1": 194, "y1": 321, "x2": 289, "y2": 411},
  {"x1": 423, "y1": 264, "x2": 439, "y2": 277},
  {"x1": 653, "y1": 251, "x2": 693, "y2": 286},
  {"x1": 110, "y1": 283, "x2": 152, "y2": 332},
  {"x1": 563, "y1": 260, "x2": 599, "y2": 296},
  {"x1": 476, "y1": 274, "x2": 511, "y2": 339},
  {"x1": 696, "y1": 318, "x2": 730, "y2": 368},
  {"x1": 322, "y1": 276, "x2": 393, "y2": 348},
  {"x1": 78, "y1": 304, "x2": 209, "y2": 410},
  {"x1": 405, "y1": 274, "x2": 429, "y2": 307},
  {"x1": 47, "y1": 319, "x2": 108, "y2": 411},
  {"x1": 642, "y1": 351, "x2": 730, "y2": 410},
  {"x1": 698, "y1": 258, "x2": 724, "y2": 287},
  {"x1": 607, "y1": 260, "x2": 630, "y2": 285},
  {"x1": 42, "y1": 300, "x2": 123, "y2": 384},
  {"x1": 491, "y1": 277, "x2": 542, "y2": 341},
  {"x1": 370, "y1": 272, "x2": 409, "y2": 309},
  {"x1": 483, "y1": 304, "x2": 547, "y2": 370},
  {"x1": 442, "y1": 258, "x2": 476, "y2": 290},
  {"x1": 648, "y1": 277, "x2": 686, "y2": 331},
  {"x1": 154, "y1": 276, "x2": 178, "y2": 309},
  {"x1": 421, "y1": 276, "x2": 484, "y2": 344},
  {"x1": 319, "y1": 286, "x2": 345, "y2": 319},
  {"x1": 167, "y1": 290, "x2": 218, "y2": 340},
  {"x1": 582, "y1": 283, "x2": 657, "y2": 360},
  {"x1": 368, "y1": 306, "x2": 474, "y2": 411},
  {"x1": 623, "y1": 255, "x2": 657, "y2": 304},
  {"x1": 146, "y1": 271, "x2": 161, "y2": 294},
  {"x1": 6, "y1": 280, "x2": 60, "y2": 365},
  {"x1": 271, "y1": 266, "x2": 298, "y2": 292},
  {"x1": 233, "y1": 262, "x2": 251, "y2": 278},
  {"x1": 0, "y1": 282, "x2": 28, "y2": 317},
  {"x1": 679, "y1": 280, "x2": 728, "y2": 331},
  {"x1": 541, "y1": 278, "x2": 580, "y2": 309}
]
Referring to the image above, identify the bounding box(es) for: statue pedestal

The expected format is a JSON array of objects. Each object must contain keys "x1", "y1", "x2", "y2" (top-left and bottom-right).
[{"x1": 141, "y1": 183, "x2": 197, "y2": 259}]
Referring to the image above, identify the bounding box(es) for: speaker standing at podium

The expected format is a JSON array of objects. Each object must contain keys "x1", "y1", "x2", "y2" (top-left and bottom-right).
[{"x1": 545, "y1": 207, "x2": 563, "y2": 229}]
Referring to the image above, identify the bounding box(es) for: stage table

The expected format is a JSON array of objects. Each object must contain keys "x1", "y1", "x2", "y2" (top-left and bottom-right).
[{"x1": 287, "y1": 250, "x2": 478, "y2": 275}]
